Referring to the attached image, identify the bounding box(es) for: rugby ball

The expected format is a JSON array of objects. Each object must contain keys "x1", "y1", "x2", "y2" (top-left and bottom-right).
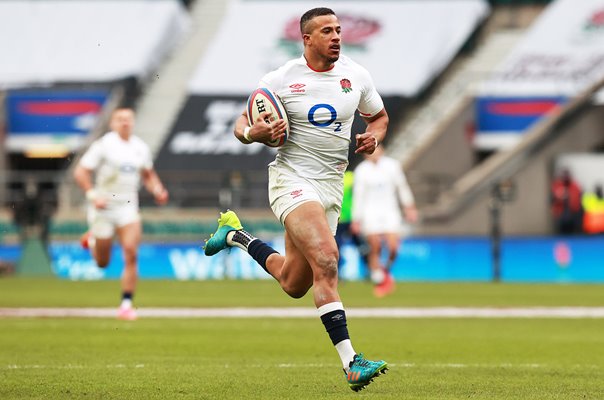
[{"x1": 246, "y1": 88, "x2": 289, "y2": 147}]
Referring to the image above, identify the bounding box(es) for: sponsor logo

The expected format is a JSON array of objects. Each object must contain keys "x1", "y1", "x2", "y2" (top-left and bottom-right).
[
  {"x1": 120, "y1": 163, "x2": 137, "y2": 173},
  {"x1": 308, "y1": 103, "x2": 337, "y2": 127},
  {"x1": 290, "y1": 189, "x2": 303, "y2": 199},
  {"x1": 340, "y1": 78, "x2": 352, "y2": 93},
  {"x1": 254, "y1": 98, "x2": 267, "y2": 113},
  {"x1": 289, "y1": 83, "x2": 306, "y2": 93},
  {"x1": 331, "y1": 313, "x2": 344, "y2": 321}
]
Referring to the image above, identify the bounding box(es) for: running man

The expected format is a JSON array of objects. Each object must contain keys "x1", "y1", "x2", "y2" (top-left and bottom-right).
[
  {"x1": 352, "y1": 146, "x2": 418, "y2": 297},
  {"x1": 204, "y1": 8, "x2": 389, "y2": 391},
  {"x1": 74, "y1": 108, "x2": 169, "y2": 320}
]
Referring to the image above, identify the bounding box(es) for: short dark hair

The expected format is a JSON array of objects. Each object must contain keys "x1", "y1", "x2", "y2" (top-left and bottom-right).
[{"x1": 300, "y1": 7, "x2": 336, "y2": 35}]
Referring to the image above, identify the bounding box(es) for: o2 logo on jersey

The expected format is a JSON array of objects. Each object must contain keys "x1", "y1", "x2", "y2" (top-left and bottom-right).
[
  {"x1": 308, "y1": 104, "x2": 342, "y2": 132},
  {"x1": 120, "y1": 164, "x2": 137, "y2": 173}
]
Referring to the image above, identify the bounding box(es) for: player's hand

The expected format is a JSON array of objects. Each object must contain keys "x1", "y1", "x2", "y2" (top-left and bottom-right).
[
  {"x1": 92, "y1": 197, "x2": 107, "y2": 209},
  {"x1": 154, "y1": 187, "x2": 169, "y2": 206},
  {"x1": 404, "y1": 206, "x2": 418, "y2": 224},
  {"x1": 87, "y1": 190, "x2": 108, "y2": 209},
  {"x1": 252, "y1": 111, "x2": 287, "y2": 143},
  {"x1": 355, "y1": 132, "x2": 378, "y2": 154}
]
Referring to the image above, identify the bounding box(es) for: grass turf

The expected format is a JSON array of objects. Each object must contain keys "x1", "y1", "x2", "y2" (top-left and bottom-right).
[
  {"x1": 1, "y1": 278, "x2": 604, "y2": 399},
  {"x1": 1, "y1": 278, "x2": 604, "y2": 307}
]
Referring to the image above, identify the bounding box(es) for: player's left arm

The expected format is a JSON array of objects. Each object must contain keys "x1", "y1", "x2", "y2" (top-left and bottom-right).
[
  {"x1": 396, "y1": 167, "x2": 418, "y2": 223},
  {"x1": 355, "y1": 108, "x2": 389, "y2": 154},
  {"x1": 142, "y1": 168, "x2": 169, "y2": 205}
]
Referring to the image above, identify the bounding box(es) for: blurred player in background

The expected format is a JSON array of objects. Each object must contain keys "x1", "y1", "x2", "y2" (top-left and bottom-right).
[
  {"x1": 335, "y1": 170, "x2": 368, "y2": 272},
  {"x1": 73, "y1": 108, "x2": 169, "y2": 320},
  {"x1": 204, "y1": 7, "x2": 389, "y2": 391},
  {"x1": 351, "y1": 146, "x2": 417, "y2": 297}
]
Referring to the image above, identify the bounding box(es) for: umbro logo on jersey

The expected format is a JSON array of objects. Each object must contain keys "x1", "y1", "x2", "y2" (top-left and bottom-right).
[
  {"x1": 290, "y1": 189, "x2": 304, "y2": 199},
  {"x1": 289, "y1": 83, "x2": 306, "y2": 93}
]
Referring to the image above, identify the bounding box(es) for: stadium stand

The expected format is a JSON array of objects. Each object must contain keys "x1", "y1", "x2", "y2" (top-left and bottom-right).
[
  {"x1": 402, "y1": 0, "x2": 604, "y2": 235},
  {"x1": 0, "y1": 0, "x2": 191, "y2": 249},
  {"x1": 2, "y1": 0, "x2": 603, "y2": 247}
]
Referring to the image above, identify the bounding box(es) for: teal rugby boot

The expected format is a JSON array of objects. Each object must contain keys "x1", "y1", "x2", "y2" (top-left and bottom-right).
[
  {"x1": 203, "y1": 210, "x2": 243, "y2": 256},
  {"x1": 345, "y1": 353, "x2": 388, "y2": 392}
]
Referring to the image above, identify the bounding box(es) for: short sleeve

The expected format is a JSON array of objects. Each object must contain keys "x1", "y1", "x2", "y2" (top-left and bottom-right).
[
  {"x1": 79, "y1": 140, "x2": 103, "y2": 170},
  {"x1": 141, "y1": 143, "x2": 153, "y2": 170},
  {"x1": 392, "y1": 161, "x2": 415, "y2": 207},
  {"x1": 357, "y1": 67, "x2": 384, "y2": 118},
  {"x1": 258, "y1": 69, "x2": 280, "y2": 93}
]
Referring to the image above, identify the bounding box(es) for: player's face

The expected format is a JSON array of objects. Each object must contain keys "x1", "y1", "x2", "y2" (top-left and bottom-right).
[
  {"x1": 110, "y1": 109, "x2": 135, "y2": 136},
  {"x1": 306, "y1": 15, "x2": 341, "y2": 64}
]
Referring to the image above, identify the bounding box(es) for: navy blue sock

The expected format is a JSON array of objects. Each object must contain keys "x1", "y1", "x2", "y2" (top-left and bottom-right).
[
  {"x1": 122, "y1": 292, "x2": 133, "y2": 301},
  {"x1": 247, "y1": 239, "x2": 278, "y2": 273},
  {"x1": 320, "y1": 309, "x2": 350, "y2": 345}
]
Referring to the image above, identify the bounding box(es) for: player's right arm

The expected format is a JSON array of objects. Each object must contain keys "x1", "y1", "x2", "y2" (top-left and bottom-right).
[
  {"x1": 233, "y1": 111, "x2": 287, "y2": 145},
  {"x1": 74, "y1": 141, "x2": 107, "y2": 209},
  {"x1": 73, "y1": 164, "x2": 107, "y2": 209}
]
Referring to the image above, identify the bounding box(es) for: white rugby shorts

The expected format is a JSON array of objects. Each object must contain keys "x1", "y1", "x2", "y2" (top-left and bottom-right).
[
  {"x1": 87, "y1": 203, "x2": 141, "y2": 239},
  {"x1": 360, "y1": 212, "x2": 403, "y2": 236},
  {"x1": 268, "y1": 164, "x2": 343, "y2": 235}
]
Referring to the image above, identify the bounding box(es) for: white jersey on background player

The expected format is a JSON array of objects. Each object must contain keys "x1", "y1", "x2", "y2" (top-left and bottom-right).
[
  {"x1": 260, "y1": 54, "x2": 384, "y2": 232},
  {"x1": 81, "y1": 130, "x2": 153, "y2": 204},
  {"x1": 352, "y1": 151, "x2": 415, "y2": 236}
]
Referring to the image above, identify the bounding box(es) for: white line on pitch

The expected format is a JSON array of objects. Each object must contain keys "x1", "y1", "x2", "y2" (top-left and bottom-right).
[
  {"x1": 4, "y1": 363, "x2": 600, "y2": 370},
  {"x1": 2, "y1": 307, "x2": 604, "y2": 318}
]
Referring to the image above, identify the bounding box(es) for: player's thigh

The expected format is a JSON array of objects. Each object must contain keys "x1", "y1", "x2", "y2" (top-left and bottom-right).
[
  {"x1": 94, "y1": 237, "x2": 113, "y2": 263},
  {"x1": 284, "y1": 201, "x2": 339, "y2": 276},
  {"x1": 87, "y1": 207, "x2": 114, "y2": 260},
  {"x1": 88, "y1": 206, "x2": 115, "y2": 240},
  {"x1": 116, "y1": 221, "x2": 142, "y2": 256}
]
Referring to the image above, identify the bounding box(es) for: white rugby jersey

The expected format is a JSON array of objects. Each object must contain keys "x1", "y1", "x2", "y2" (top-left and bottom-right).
[
  {"x1": 352, "y1": 155, "x2": 415, "y2": 224},
  {"x1": 259, "y1": 54, "x2": 384, "y2": 179},
  {"x1": 79, "y1": 131, "x2": 153, "y2": 207}
]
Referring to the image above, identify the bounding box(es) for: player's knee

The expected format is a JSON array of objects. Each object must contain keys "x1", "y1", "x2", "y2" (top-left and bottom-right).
[
  {"x1": 314, "y1": 248, "x2": 339, "y2": 281},
  {"x1": 122, "y1": 246, "x2": 138, "y2": 263}
]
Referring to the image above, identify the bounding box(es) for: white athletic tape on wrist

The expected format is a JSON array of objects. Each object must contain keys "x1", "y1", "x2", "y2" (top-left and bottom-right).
[
  {"x1": 85, "y1": 189, "x2": 97, "y2": 201},
  {"x1": 243, "y1": 126, "x2": 252, "y2": 142}
]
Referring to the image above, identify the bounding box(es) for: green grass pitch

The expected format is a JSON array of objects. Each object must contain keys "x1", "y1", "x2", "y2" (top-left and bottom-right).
[{"x1": 1, "y1": 278, "x2": 603, "y2": 399}]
